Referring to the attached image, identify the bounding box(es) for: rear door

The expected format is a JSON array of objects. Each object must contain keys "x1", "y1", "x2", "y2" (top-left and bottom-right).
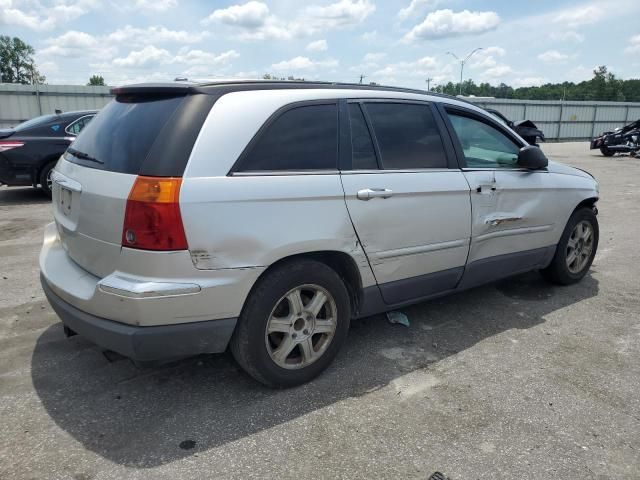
[
  {"x1": 340, "y1": 100, "x2": 471, "y2": 305},
  {"x1": 51, "y1": 89, "x2": 213, "y2": 278}
]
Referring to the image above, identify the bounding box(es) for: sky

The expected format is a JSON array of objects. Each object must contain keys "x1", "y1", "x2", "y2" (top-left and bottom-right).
[{"x1": 1, "y1": 0, "x2": 639, "y2": 89}]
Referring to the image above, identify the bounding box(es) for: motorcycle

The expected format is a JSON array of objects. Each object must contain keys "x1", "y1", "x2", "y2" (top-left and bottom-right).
[{"x1": 590, "y1": 119, "x2": 640, "y2": 157}]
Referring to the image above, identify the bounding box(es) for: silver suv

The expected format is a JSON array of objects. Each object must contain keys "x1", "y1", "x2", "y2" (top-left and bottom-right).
[{"x1": 40, "y1": 81, "x2": 599, "y2": 387}]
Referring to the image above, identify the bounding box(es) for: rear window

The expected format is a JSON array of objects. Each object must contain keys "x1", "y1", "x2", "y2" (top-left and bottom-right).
[
  {"x1": 65, "y1": 95, "x2": 184, "y2": 174},
  {"x1": 14, "y1": 114, "x2": 58, "y2": 131},
  {"x1": 237, "y1": 104, "x2": 338, "y2": 172}
]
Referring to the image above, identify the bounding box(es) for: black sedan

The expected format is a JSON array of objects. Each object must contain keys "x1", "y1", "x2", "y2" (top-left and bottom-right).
[{"x1": 0, "y1": 110, "x2": 96, "y2": 197}]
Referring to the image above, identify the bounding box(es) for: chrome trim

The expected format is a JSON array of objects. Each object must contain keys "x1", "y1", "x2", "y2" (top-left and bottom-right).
[
  {"x1": 476, "y1": 224, "x2": 554, "y2": 242},
  {"x1": 357, "y1": 188, "x2": 393, "y2": 200},
  {"x1": 230, "y1": 170, "x2": 340, "y2": 177},
  {"x1": 341, "y1": 168, "x2": 455, "y2": 174},
  {"x1": 98, "y1": 275, "x2": 201, "y2": 299},
  {"x1": 51, "y1": 170, "x2": 82, "y2": 193},
  {"x1": 375, "y1": 238, "x2": 467, "y2": 260}
]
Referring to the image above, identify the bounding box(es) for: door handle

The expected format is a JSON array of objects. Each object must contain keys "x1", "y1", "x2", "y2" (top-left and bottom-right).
[{"x1": 357, "y1": 188, "x2": 393, "y2": 201}]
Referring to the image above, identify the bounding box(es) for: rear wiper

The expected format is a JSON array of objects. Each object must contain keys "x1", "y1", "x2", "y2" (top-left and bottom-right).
[{"x1": 67, "y1": 147, "x2": 103, "y2": 164}]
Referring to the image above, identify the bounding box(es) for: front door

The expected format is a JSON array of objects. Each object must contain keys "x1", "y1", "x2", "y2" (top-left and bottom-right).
[
  {"x1": 442, "y1": 107, "x2": 558, "y2": 288},
  {"x1": 340, "y1": 101, "x2": 471, "y2": 305}
]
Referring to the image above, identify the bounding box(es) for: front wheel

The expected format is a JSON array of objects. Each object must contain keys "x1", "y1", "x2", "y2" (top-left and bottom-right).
[
  {"x1": 230, "y1": 259, "x2": 351, "y2": 388},
  {"x1": 600, "y1": 147, "x2": 614, "y2": 157},
  {"x1": 541, "y1": 207, "x2": 599, "y2": 285}
]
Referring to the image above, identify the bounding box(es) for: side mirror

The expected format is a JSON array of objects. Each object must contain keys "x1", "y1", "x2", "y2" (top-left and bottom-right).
[{"x1": 517, "y1": 145, "x2": 548, "y2": 169}]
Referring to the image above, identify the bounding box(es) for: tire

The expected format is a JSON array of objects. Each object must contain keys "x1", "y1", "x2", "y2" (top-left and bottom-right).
[
  {"x1": 39, "y1": 161, "x2": 56, "y2": 198},
  {"x1": 230, "y1": 259, "x2": 351, "y2": 388},
  {"x1": 600, "y1": 147, "x2": 614, "y2": 157},
  {"x1": 541, "y1": 207, "x2": 599, "y2": 285}
]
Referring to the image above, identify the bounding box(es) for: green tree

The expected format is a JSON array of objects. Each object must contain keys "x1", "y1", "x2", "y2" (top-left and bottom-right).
[
  {"x1": 87, "y1": 75, "x2": 106, "y2": 86},
  {"x1": 0, "y1": 36, "x2": 45, "y2": 84}
]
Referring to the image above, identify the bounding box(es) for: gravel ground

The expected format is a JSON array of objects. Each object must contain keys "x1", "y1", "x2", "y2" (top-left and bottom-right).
[{"x1": 1, "y1": 142, "x2": 638, "y2": 480}]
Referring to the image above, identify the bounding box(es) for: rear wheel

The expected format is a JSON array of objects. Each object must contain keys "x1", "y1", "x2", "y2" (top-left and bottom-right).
[
  {"x1": 39, "y1": 161, "x2": 56, "y2": 198},
  {"x1": 541, "y1": 207, "x2": 598, "y2": 285},
  {"x1": 230, "y1": 259, "x2": 351, "y2": 388},
  {"x1": 600, "y1": 147, "x2": 614, "y2": 157}
]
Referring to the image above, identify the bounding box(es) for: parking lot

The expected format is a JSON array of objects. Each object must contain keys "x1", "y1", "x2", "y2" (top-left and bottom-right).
[{"x1": 1, "y1": 142, "x2": 638, "y2": 479}]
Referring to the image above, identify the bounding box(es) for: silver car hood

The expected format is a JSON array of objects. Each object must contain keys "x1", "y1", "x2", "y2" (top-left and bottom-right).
[{"x1": 546, "y1": 160, "x2": 593, "y2": 179}]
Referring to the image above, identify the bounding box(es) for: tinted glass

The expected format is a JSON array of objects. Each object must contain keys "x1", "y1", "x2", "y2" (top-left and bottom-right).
[
  {"x1": 14, "y1": 114, "x2": 58, "y2": 131},
  {"x1": 66, "y1": 115, "x2": 93, "y2": 135},
  {"x1": 348, "y1": 103, "x2": 378, "y2": 169},
  {"x1": 239, "y1": 104, "x2": 337, "y2": 171},
  {"x1": 364, "y1": 103, "x2": 447, "y2": 169},
  {"x1": 447, "y1": 113, "x2": 520, "y2": 168},
  {"x1": 65, "y1": 95, "x2": 184, "y2": 174}
]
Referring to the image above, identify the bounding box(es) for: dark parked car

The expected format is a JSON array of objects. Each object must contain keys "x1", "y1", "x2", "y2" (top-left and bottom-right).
[
  {"x1": 485, "y1": 108, "x2": 545, "y2": 146},
  {"x1": 0, "y1": 110, "x2": 96, "y2": 197}
]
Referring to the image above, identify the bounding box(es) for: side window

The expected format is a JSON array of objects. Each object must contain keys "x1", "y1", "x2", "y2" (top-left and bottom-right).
[
  {"x1": 364, "y1": 103, "x2": 447, "y2": 169},
  {"x1": 348, "y1": 103, "x2": 378, "y2": 169},
  {"x1": 238, "y1": 104, "x2": 338, "y2": 171},
  {"x1": 67, "y1": 116, "x2": 94, "y2": 135},
  {"x1": 447, "y1": 113, "x2": 520, "y2": 168}
]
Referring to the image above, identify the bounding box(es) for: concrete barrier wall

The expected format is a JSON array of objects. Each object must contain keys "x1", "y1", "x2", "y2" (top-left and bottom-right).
[
  {"x1": 0, "y1": 84, "x2": 112, "y2": 128},
  {"x1": 466, "y1": 97, "x2": 640, "y2": 140}
]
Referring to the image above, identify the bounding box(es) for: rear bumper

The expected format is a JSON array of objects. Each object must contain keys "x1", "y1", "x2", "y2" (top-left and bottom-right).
[{"x1": 41, "y1": 273, "x2": 237, "y2": 360}]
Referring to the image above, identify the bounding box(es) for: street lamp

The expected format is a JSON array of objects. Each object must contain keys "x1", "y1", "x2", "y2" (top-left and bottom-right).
[{"x1": 446, "y1": 47, "x2": 483, "y2": 96}]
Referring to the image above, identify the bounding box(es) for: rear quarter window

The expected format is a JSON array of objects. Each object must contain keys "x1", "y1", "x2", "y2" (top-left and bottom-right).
[{"x1": 236, "y1": 103, "x2": 338, "y2": 172}]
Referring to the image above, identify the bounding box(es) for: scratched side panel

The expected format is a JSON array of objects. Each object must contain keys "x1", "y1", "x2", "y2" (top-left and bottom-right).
[
  {"x1": 179, "y1": 175, "x2": 377, "y2": 288},
  {"x1": 464, "y1": 169, "x2": 598, "y2": 263}
]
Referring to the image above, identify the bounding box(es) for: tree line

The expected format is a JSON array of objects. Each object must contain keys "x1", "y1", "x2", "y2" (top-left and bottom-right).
[{"x1": 435, "y1": 66, "x2": 640, "y2": 102}]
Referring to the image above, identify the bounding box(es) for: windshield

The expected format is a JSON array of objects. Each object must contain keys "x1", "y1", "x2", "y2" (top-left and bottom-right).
[{"x1": 14, "y1": 114, "x2": 59, "y2": 131}]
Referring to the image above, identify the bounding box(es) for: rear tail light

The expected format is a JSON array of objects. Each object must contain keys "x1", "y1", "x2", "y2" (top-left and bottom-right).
[
  {"x1": 0, "y1": 141, "x2": 24, "y2": 152},
  {"x1": 122, "y1": 176, "x2": 188, "y2": 251}
]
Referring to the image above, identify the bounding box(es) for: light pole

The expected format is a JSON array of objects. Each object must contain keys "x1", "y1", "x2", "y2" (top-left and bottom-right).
[{"x1": 446, "y1": 47, "x2": 483, "y2": 96}]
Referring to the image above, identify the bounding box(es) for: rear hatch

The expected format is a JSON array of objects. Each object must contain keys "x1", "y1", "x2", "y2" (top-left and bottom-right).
[{"x1": 52, "y1": 85, "x2": 216, "y2": 278}]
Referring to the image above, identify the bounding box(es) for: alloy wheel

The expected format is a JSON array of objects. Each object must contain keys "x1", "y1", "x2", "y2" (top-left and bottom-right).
[
  {"x1": 265, "y1": 284, "x2": 337, "y2": 369},
  {"x1": 566, "y1": 220, "x2": 594, "y2": 274}
]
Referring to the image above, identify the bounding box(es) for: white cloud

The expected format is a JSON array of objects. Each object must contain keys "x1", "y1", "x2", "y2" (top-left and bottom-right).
[
  {"x1": 512, "y1": 77, "x2": 548, "y2": 88},
  {"x1": 0, "y1": 0, "x2": 97, "y2": 31},
  {"x1": 625, "y1": 34, "x2": 640, "y2": 54},
  {"x1": 203, "y1": 0, "x2": 375, "y2": 41},
  {"x1": 372, "y1": 56, "x2": 439, "y2": 77},
  {"x1": 39, "y1": 30, "x2": 116, "y2": 58},
  {"x1": 553, "y1": 5, "x2": 602, "y2": 28},
  {"x1": 469, "y1": 46, "x2": 505, "y2": 69},
  {"x1": 361, "y1": 30, "x2": 377, "y2": 41},
  {"x1": 111, "y1": 46, "x2": 240, "y2": 68},
  {"x1": 203, "y1": 1, "x2": 269, "y2": 28},
  {"x1": 131, "y1": 0, "x2": 177, "y2": 12},
  {"x1": 550, "y1": 30, "x2": 584, "y2": 43},
  {"x1": 271, "y1": 56, "x2": 338, "y2": 71},
  {"x1": 174, "y1": 49, "x2": 240, "y2": 66},
  {"x1": 112, "y1": 45, "x2": 173, "y2": 67},
  {"x1": 107, "y1": 25, "x2": 208, "y2": 45},
  {"x1": 303, "y1": 0, "x2": 375, "y2": 29},
  {"x1": 363, "y1": 52, "x2": 386, "y2": 63},
  {"x1": 306, "y1": 39, "x2": 328, "y2": 52},
  {"x1": 397, "y1": 0, "x2": 441, "y2": 21},
  {"x1": 404, "y1": 9, "x2": 500, "y2": 42},
  {"x1": 482, "y1": 65, "x2": 512, "y2": 78},
  {"x1": 537, "y1": 50, "x2": 569, "y2": 63}
]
